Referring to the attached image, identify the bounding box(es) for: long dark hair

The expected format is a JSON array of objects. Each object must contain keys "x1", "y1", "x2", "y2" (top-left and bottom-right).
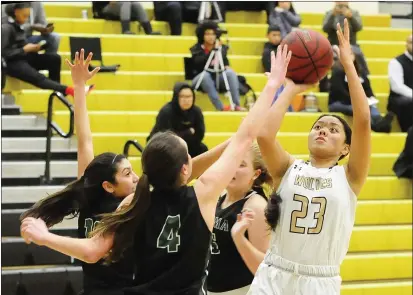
[
  {"x1": 92, "y1": 131, "x2": 189, "y2": 263},
  {"x1": 312, "y1": 114, "x2": 352, "y2": 161},
  {"x1": 265, "y1": 192, "x2": 283, "y2": 231},
  {"x1": 20, "y1": 153, "x2": 126, "y2": 227}
]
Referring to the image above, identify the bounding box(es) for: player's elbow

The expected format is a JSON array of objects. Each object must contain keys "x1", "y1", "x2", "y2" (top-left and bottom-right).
[{"x1": 82, "y1": 248, "x2": 104, "y2": 263}]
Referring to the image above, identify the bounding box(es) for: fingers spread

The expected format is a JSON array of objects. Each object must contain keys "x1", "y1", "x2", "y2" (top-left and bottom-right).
[
  {"x1": 65, "y1": 58, "x2": 74, "y2": 68},
  {"x1": 90, "y1": 66, "x2": 101, "y2": 78}
]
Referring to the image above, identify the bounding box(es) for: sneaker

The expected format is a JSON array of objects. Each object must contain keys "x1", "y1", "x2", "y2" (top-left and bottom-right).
[{"x1": 222, "y1": 105, "x2": 231, "y2": 111}]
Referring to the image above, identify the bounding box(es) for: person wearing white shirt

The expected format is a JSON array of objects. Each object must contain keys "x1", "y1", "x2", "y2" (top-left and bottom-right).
[{"x1": 388, "y1": 34, "x2": 413, "y2": 132}]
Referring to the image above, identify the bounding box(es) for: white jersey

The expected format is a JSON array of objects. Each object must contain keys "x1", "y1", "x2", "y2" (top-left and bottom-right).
[{"x1": 268, "y1": 159, "x2": 357, "y2": 267}]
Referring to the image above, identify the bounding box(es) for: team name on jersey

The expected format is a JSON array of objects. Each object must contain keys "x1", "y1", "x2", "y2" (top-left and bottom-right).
[
  {"x1": 294, "y1": 175, "x2": 333, "y2": 191},
  {"x1": 214, "y1": 217, "x2": 229, "y2": 232}
]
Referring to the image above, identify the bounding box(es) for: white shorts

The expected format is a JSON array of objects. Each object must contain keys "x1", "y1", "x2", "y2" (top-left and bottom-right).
[
  {"x1": 208, "y1": 285, "x2": 251, "y2": 295},
  {"x1": 247, "y1": 254, "x2": 342, "y2": 295}
]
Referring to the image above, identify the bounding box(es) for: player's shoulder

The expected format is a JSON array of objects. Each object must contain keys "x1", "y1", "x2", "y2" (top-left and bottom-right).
[
  {"x1": 116, "y1": 194, "x2": 134, "y2": 211},
  {"x1": 244, "y1": 193, "x2": 267, "y2": 212}
]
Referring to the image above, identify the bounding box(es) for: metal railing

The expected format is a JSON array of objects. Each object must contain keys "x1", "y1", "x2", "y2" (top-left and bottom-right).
[
  {"x1": 40, "y1": 92, "x2": 74, "y2": 184},
  {"x1": 123, "y1": 140, "x2": 144, "y2": 157}
]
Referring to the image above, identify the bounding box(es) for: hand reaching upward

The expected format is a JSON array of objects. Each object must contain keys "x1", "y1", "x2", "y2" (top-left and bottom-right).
[{"x1": 65, "y1": 48, "x2": 100, "y2": 86}]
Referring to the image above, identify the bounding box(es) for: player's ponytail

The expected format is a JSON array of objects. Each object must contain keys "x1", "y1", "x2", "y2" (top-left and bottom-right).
[
  {"x1": 92, "y1": 173, "x2": 151, "y2": 263},
  {"x1": 265, "y1": 191, "x2": 283, "y2": 231},
  {"x1": 251, "y1": 143, "x2": 273, "y2": 197},
  {"x1": 20, "y1": 152, "x2": 126, "y2": 227},
  {"x1": 20, "y1": 178, "x2": 86, "y2": 227}
]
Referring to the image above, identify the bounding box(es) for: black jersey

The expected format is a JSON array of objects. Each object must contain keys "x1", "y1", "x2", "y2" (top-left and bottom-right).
[
  {"x1": 78, "y1": 194, "x2": 134, "y2": 293},
  {"x1": 208, "y1": 190, "x2": 266, "y2": 292},
  {"x1": 124, "y1": 186, "x2": 212, "y2": 295}
]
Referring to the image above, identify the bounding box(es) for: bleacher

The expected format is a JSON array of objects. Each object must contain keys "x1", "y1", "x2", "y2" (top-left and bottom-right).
[{"x1": 1, "y1": 2, "x2": 412, "y2": 295}]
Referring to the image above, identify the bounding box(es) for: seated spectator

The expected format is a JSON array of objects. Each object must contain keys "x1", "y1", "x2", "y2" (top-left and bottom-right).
[
  {"x1": 328, "y1": 53, "x2": 393, "y2": 133},
  {"x1": 323, "y1": 1, "x2": 369, "y2": 75},
  {"x1": 190, "y1": 22, "x2": 244, "y2": 111},
  {"x1": 24, "y1": 2, "x2": 60, "y2": 53},
  {"x1": 393, "y1": 126, "x2": 413, "y2": 180},
  {"x1": 147, "y1": 82, "x2": 208, "y2": 157},
  {"x1": 388, "y1": 34, "x2": 413, "y2": 132},
  {"x1": 262, "y1": 25, "x2": 282, "y2": 73},
  {"x1": 1, "y1": 3, "x2": 93, "y2": 96},
  {"x1": 92, "y1": 1, "x2": 158, "y2": 35},
  {"x1": 268, "y1": 1, "x2": 301, "y2": 38},
  {"x1": 153, "y1": 1, "x2": 200, "y2": 36},
  {"x1": 217, "y1": 2, "x2": 274, "y2": 23}
]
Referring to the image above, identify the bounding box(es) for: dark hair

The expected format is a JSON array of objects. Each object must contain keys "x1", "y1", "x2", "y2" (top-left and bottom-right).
[
  {"x1": 267, "y1": 25, "x2": 281, "y2": 34},
  {"x1": 265, "y1": 192, "x2": 283, "y2": 231},
  {"x1": 92, "y1": 131, "x2": 189, "y2": 263},
  {"x1": 196, "y1": 21, "x2": 219, "y2": 44},
  {"x1": 20, "y1": 152, "x2": 126, "y2": 227},
  {"x1": 312, "y1": 114, "x2": 352, "y2": 161}
]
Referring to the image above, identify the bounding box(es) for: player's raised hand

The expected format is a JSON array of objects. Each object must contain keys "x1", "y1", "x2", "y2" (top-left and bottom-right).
[
  {"x1": 284, "y1": 78, "x2": 314, "y2": 95},
  {"x1": 333, "y1": 18, "x2": 353, "y2": 65},
  {"x1": 65, "y1": 48, "x2": 100, "y2": 85},
  {"x1": 20, "y1": 217, "x2": 50, "y2": 246},
  {"x1": 266, "y1": 44, "x2": 292, "y2": 88},
  {"x1": 231, "y1": 209, "x2": 256, "y2": 238}
]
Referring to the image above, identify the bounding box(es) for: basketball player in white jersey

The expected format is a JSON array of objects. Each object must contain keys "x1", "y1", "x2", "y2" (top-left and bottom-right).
[{"x1": 246, "y1": 19, "x2": 372, "y2": 294}]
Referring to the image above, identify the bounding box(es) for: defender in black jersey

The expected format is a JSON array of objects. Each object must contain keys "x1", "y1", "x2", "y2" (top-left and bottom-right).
[
  {"x1": 208, "y1": 144, "x2": 272, "y2": 295},
  {"x1": 21, "y1": 50, "x2": 138, "y2": 295},
  {"x1": 21, "y1": 46, "x2": 293, "y2": 295}
]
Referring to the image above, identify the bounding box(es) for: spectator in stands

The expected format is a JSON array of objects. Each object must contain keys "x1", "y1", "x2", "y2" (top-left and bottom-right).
[
  {"x1": 262, "y1": 25, "x2": 282, "y2": 73},
  {"x1": 268, "y1": 2, "x2": 301, "y2": 38},
  {"x1": 216, "y1": 2, "x2": 274, "y2": 23},
  {"x1": 387, "y1": 34, "x2": 413, "y2": 132},
  {"x1": 147, "y1": 82, "x2": 208, "y2": 157},
  {"x1": 323, "y1": 2, "x2": 368, "y2": 75},
  {"x1": 1, "y1": 3, "x2": 93, "y2": 96},
  {"x1": 393, "y1": 126, "x2": 413, "y2": 181},
  {"x1": 191, "y1": 22, "x2": 244, "y2": 111},
  {"x1": 328, "y1": 52, "x2": 393, "y2": 133},
  {"x1": 2, "y1": 3, "x2": 60, "y2": 53},
  {"x1": 153, "y1": 1, "x2": 200, "y2": 36},
  {"x1": 92, "y1": 1, "x2": 158, "y2": 35}
]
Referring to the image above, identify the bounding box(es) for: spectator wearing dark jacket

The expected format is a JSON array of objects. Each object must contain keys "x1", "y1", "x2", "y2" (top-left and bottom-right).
[
  {"x1": 191, "y1": 22, "x2": 244, "y2": 111},
  {"x1": 147, "y1": 82, "x2": 208, "y2": 157},
  {"x1": 2, "y1": 2, "x2": 60, "y2": 53},
  {"x1": 328, "y1": 53, "x2": 393, "y2": 133},
  {"x1": 268, "y1": 2, "x2": 301, "y2": 38},
  {"x1": 1, "y1": 3, "x2": 93, "y2": 96},
  {"x1": 262, "y1": 25, "x2": 282, "y2": 73}
]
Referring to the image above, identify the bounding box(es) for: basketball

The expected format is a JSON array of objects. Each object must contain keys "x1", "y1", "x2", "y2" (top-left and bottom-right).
[{"x1": 281, "y1": 29, "x2": 334, "y2": 84}]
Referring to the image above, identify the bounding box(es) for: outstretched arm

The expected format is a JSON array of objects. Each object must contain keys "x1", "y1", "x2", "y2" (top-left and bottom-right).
[
  {"x1": 20, "y1": 217, "x2": 113, "y2": 263},
  {"x1": 257, "y1": 81, "x2": 312, "y2": 189},
  {"x1": 334, "y1": 19, "x2": 371, "y2": 195},
  {"x1": 189, "y1": 138, "x2": 231, "y2": 182},
  {"x1": 19, "y1": 196, "x2": 133, "y2": 264},
  {"x1": 195, "y1": 46, "x2": 292, "y2": 231},
  {"x1": 65, "y1": 49, "x2": 100, "y2": 178}
]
